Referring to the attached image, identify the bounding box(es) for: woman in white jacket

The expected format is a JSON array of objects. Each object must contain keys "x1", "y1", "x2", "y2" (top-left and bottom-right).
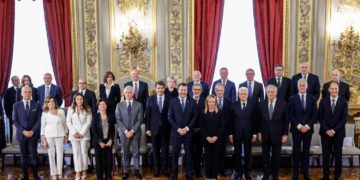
[
  {"x1": 41, "y1": 96, "x2": 68, "y2": 180},
  {"x1": 66, "y1": 93, "x2": 92, "y2": 180}
]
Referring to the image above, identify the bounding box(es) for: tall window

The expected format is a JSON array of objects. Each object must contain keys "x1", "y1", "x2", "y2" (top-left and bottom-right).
[
  {"x1": 212, "y1": 1, "x2": 262, "y2": 87},
  {"x1": 9, "y1": 0, "x2": 55, "y2": 87}
]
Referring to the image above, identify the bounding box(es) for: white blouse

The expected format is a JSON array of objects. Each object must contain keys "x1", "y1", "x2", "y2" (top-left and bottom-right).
[
  {"x1": 41, "y1": 109, "x2": 67, "y2": 138},
  {"x1": 66, "y1": 107, "x2": 92, "y2": 141}
]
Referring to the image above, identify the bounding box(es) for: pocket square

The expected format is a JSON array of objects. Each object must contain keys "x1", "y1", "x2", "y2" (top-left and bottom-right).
[{"x1": 32, "y1": 109, "x2": 37, "y2": 111}]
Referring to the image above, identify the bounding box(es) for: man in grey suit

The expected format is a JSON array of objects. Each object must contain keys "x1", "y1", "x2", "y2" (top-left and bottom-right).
[{"x1": 116, "y1": 86, "x2": 143, "y2": 180}]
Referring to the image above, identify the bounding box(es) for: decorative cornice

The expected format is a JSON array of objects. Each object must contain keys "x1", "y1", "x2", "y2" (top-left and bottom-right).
[
  {"x1": 296, "y1": 0, "x2": 313, "y2": 70},
  {"x1": 283, "y1": 0, "x2": 290, "y2": 76}
]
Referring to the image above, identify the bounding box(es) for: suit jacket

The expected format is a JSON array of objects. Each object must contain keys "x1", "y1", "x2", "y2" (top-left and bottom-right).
[
  {"x1": 37, "y1": 84, "x2": 63, "y2": 107},
  {"x1": 318, "y1": 97, "x2": 348, "y2": 138},
  {"x1": 200, "y1": 110, "x2": 225, "y2": 138},
  {"x1": 257, "y1": 99, "x2": 289, "y2": 143},
  {"x1": 291, "y1": 73, "x2": 320, "y2": 101},
  {"x1": 211, "y1": 79, "x2": 236, "y2": 102},
  {"x1": 267, "y1": 76, "x2": 292, "y2": 102},
  {"x1": 192, "y1": 97, "x2": 205, "y2": 128},
  {"x1": 18, "y1": 86, "x2": 38, "y2": 102},
  {"x1": 322, "y1": 81, "x2": 350, "y2": 102},
  {"x1": 70, "y1": 89, "x2": 97, "y2": 114},
  {"x1": 99, "y1": 83, "x2": 121, "y2": 114},
  {"x1": 218, "y1": 96, "x2": 232, "y2": 135},
  {"x1": 91, "y1": 113, "x2": 115, "y2": 146},
  {"x1": 230, "y1": 101, "x2": 257, "y2": 140},
  {"x1": 145, "y1": 95, "x2": 170, "y2": 136},
  {"x1": 66, "y1": 107, "x2": 92, "y2": 141},
  {"x1": 12, "y1": 100, "x2": 41, "y2": 141},
  {"x1": 187, "y1": 81, "x2": 210, "y2": 98},
  {"x1": 288, "y1": 94, "x2": 317, "y2": 133},
  {"x1": 40, "y1": 109, "x2": 67, "y2": 137},
  {"x1": 115, "y1": 100, "x2": 143, "y2": 137},
  {"x1": 124, "y1": 81, "x2": 149, "y2": 111},
  {"x1": 3, "y1": 86, "x2": 21, "y2": 118},
  {"x1": 168, "y1": 97, "x2": 197, "y2": 138},
  {"x1": 239, "y1": 81, "x2": 264, "y2": 102},
  {"x1": 164, "y1": 87, "x2": 178, "y2": 99}
]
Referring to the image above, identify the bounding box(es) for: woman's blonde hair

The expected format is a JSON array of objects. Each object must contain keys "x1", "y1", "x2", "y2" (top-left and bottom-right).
[
  {"x1": 204, "y1": 95, "x2": 218, "y2": 113},
  {"x1": 42, "y1": 96, "x2": 59, "y2": 112}
]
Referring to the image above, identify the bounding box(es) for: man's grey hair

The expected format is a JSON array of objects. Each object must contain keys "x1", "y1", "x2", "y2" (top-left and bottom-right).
[
  {"x1": 266, "y1": 84, "x2": 278, "y2": 93},
  {"x1": 21, "y1": 85, "x2": 32, "y2": 93},
  {"x1": 297, "y1": 78, "x2": 308, "y2": 86},
  {"x1": 124, "y1": 85, "x2": 134, "y2": 93},
  {"x1": 238, "y1": 87, "x2": 248, "y2": 92},
  {"x1": 215, "y1": 83, "x2": 225, "y2": 89},
  {"x1": 192, "y1": 83, "x2": 202, "y2": 90}
]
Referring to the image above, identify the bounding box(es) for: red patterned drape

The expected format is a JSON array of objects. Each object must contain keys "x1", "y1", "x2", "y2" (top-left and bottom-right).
[
  {"x1": 194, "y1": 0, "x2": 224, "y2": 85},
  {"x1": 0, "y1": 0, "x2": 15, "y2": 96},
  {"x1": 43, "y1": 0, "x2": 72, "y2": 106},
  {"x1": 253, "y1": 0, "x2": 283, "y2": 83}
]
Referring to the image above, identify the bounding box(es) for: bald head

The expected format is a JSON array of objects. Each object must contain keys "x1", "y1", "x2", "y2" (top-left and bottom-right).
[
  {"x1": 330, "y1": 69, "x2": 341, "y2": 82},
  {"x1": 78, "y1": 78, "x2": 87, "y2": 90},
  {"x1": 300, "y1": 62, "x2": 310, "y2": 75}
]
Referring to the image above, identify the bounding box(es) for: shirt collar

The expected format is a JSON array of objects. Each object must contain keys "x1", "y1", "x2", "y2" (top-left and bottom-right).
[
  {"x1": 179, "y1": 96, "x2": 187, "y2": 101},
  {"x1": 299, "y1": 93, "x2": 307, "y2": 97},
  {"x1": 126, "y1": 99, "x2": 133, "y2": 104}
]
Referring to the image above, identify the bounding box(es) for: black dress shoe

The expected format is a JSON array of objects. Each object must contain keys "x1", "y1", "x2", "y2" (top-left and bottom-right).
[
  {"x1": 186, "y1": 175, "x2": 193, "y2": 180},
  {"x1": 245, "y1": 175, "x2": 252, "y2": 180},
  {"x1": 320, "y1": 177, "x2": 330, "y2": 180},
  {"x1": 272, "y1": 176, "x2": 279, "y2": 180},
  {"x1": 162, "y1": 170, "x2": 170, "y2": 177},
  {"x1": 303, "y1": 174, "x2": 311, "y2": 180},
  {"x1": 261, "y1": 174, "x2": 269, "y2": 180},
  {"x1": 154, "y1": 172, "x2": 160, "y2": 177},
  {"x1": 122, "y1": 173, "x2": 129, "y2": 180},
  {"x1": 171, "y1": 175, "x2": 178, "y2": 180},
  {"x1": 195, "y1": 172, "x2": 202, "y2": 178},
  {"x1": 135, "y1": 170, "x2": 142, "y2": 180},
  {"x1": 234, "y1": 172, "x2": 242, "y2": 180},
  {"x1": 33, "y1": 175, "x2": 42, "y2": 180},
  {"x1": 334, "y1": 177, "x2": 341, "y2": 180}
]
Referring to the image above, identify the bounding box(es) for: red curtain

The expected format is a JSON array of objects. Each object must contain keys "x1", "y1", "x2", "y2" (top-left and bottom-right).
[
  {"x1": 43, "y1": 0, "x2": 72, "y2": 106},
  {"x1": 253, "y1": 0, "x2": 283, "y2": 84},
  {"x1": 0, "y1": 0, "x2": 15, "y2": 96},
  {"x1": 194, "y1": 0, "x2": 224, "y2": 85}
]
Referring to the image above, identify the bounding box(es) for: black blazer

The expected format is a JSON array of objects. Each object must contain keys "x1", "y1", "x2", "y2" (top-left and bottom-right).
[
  {"x1": 3, "y1": 86, "x2": 21, "y2": 118},
  {"x1": 257, "y1": 99, "x2": 289, "y2": 143},
  {"x1": 70, "y1": 89, "x2": 97, "y2": 114},
  {"x1": 99, "y1": 84, "x2": 121, "y2": 114},
  {"x1": 200, "y1": 110, "x2": 225, "y2": 138},
  {"x1": 168, "y1": 97, "x2": 197, "y2": 138},
  {"x1": 267, "y1": 76, "x2": 292, "y2": 102},
  {"x1": 230, "y1": 101, "x2": 257, "y2": 140},
  {"x1": 239, "y1": 81, "x2": 264, "y2": 102},
  {"x1": 145, "y1": 95, "x2": 170, "y2": 136},
  {"x1": 187, "y1": 81, "x2": 210, "y2": 98},
  {"x1": 288, "y1": 94, "x2": 317, "y2": 133},
  {"x1": 322, "y1": 81, "x2": 350, "y2": 102},
  {"x1": 218, "y1": 97, "x2": 232, "y2": 135},
  {"x1": 318, "y1": 97, "x2": 348, "y2": 138},
  {"x1": 193, "y1": 97, "x2": 206, "y2": 128},
  {"x1": 124, "y1": 81, "x2": 149, "y2": 111},
  {"x1": 91, "y1": 113, "x2": 115, "y2": 146},
  {"x1": 291, "y1": 73, "x2": 320, "y2": 101},
  {"x1": 165, "y1": 87, "x2": 178, "y2": 99}
]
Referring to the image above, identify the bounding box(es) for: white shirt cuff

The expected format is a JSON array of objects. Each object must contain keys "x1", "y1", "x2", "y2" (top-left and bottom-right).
[
  {"x1": 304, "y1": 124, "x2": 311, "y2": 130},
  {"x1": 125, "y1": 130, "x2": 128, "y2": 134},
  {"x1": 332, "y1": 129, "x2": 335, "y2": 134},
  {"x1": 185, "y1": 126, "x2": 189, "y2": 131},
  {"x1": 297, "y1": 124, "x2": 303, "y2": 130}
]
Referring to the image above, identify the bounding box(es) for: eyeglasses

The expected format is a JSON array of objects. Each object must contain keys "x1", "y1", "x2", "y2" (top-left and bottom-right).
[{"x1": 193, "y1": 89, "x2": 202, "y2": 91}]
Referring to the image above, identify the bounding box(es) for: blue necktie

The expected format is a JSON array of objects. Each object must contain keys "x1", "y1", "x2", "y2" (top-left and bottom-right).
[
  {"x1": 26, "y1": 102, "x2": 30, "y2": 117},
  {"x1": 248, "y1": 81, "x2": 253, "y2": 99},
  {"x1": 331, "y1": 99, "x2": 336, "y2": 114},
  {"x1": 158, "y1": 96, "x2": 163, "y2": 112},
  {"x1": 301, "y1": 95, "x2": 305, "y2": 110},
  {"x1": 127, "y1": 102, "x2": 132, "y2": 116},
  {"x1": 181, "y1": 98, "x2": 185, "y2": 112},
  {"x1": 218, "y1": 98, "x2": 223, "y2": 110}
]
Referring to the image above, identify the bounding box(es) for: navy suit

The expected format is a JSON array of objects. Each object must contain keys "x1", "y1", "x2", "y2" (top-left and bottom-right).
[
  {"x1": 288, "y1": 94, "x2": 317, "y2": 177},
  {"x1": 267, "y1": 76, "x2": 292, "y2": 102},
  {"x1": 12, "y1": 100, "x2": 41, "y2": 177},
  {"x1": 211, "y1": 79, "x2": 236, "y2": 102},
  {"x1": 257, "y1": 99, "x2": 289, "y2": 178},
  {"x1": 168, "y1": 97, "x2": 197, "y2": 178},
  {"x1": 239, "y1": 81, "x2": 264, "y2": 103},
  {"x1": 145, "y1": 95, "x2": 170, "y2": 173},
  {"x1": 187, "y1": 81, "x2": 210, "y2": 98},
  {"x1": 291, "y1": 73, "x2": 320, "y2": 101},
  {"x1": 37, "y1": 84, "x2": 63, "y2": 107},
  {"x1": 322, "y1": 81, "x2": 350, "y2": 102},
  {"x1": 318, "y1": 97, "x2": 348, "y2": 178},
  {"x1": 230, "y1": 101, "x2": 257, "y2": 177},
  {"x1": 70, "y1": 89, "x2": 97, "y2": 114},
  {"x1": 99, "y1": 83, "x2": 121, "y2": 115},
  {"x1": 192, "y1": 97, "x2": 205, "y2": 175},
  {"x1": 124, "y1": 81, "x2": 149, "y2": 112},
  {"x1": 3, "y1": 86, "x2": 21, "y2": 142}
]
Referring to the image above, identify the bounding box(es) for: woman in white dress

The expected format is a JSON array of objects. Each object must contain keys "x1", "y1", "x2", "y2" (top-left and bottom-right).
[
  {"x1": 66, "y1": 93, "x2": 92, "y2": 180},
  {"x1": 41, "y1": 96, "x2": 67, "y2": 180}
]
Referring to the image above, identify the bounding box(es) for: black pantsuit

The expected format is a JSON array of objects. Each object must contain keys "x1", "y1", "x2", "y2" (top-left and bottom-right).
[
  {"x1": 292, "y1": 131, "x2": 312, "y2": 176},
  {"x1": 203, "y1": 137, "x2": 222, "y2": 178},
  {"x1": 150, "y1": 133, "x2": 169, "y2": 173},
  {"x1": 94, "y1": 146, "x2": 112, "y2": 180},
  {"x1": 234, "y1": 137, "x2": 252, "y2": 176},
  {"x1": 321, "y1": 135, "x2": 344, "y2": 178}
]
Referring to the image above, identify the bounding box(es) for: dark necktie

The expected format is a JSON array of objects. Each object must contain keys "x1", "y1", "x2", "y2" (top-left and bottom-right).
[
  {"x1": 242, "y1": 103, "x2": 246, "y2": 110},
  {"x1": 158, "y1": 96, "x2": 163, "y2": 112},
  {"x1": 181, "y1": 98, "x2": 185, "y2": 112},
  {"x1": 303, "y1": 75, "x2": 307, "y2": 81},
  {"x1": 269, "y1": 101, "x2": 274, "y2": 119},
  {"x1": 218, "y1": 98, "x2": 223, "y2": 110},
  {"x1": 248, "y1": 81, "x2": 253, "y2": 99},
  {"x1": 301, "y1": 95, "x2": 305, "y2": 110},
  {"x1": 15, "y1": 88, "x2": 19, "y2": 102},
  {"x1": 127, "y1": 102, "x2": 132, "y2": 116},
  {"x1": 134, "y1": 83, "x2": 138, "y2": 99},
  {"x1": 331, "y1": 99, "x2": 336, "y2": 114},
  {"x1": 277, "y1": 77, "x2": 281, "y2": 87},
  {"x1": 26, "y1": 102, "x2": 30, "y2": 117}
]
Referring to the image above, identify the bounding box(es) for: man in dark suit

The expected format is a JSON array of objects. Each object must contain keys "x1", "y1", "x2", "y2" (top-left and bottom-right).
[
  {"x1": 318, "y1": 81, "x2": 348, "y2": 180},
  {"x1": 190, "y1": 83, "x2": 205, "y2": 177},
  {"x1": 211, "y1": 67, "x2": 236, "y2": 102},
  {"x1": 322, "y1": 69, "x2": 350, "y2": 102},
  {"x1": 291, "y1": 62, "x2": 320, "y2": 101},
  {"x1": 124, "y1": 68, "x2": 149, "y2": 112},
  {"x1": 267, "y1": 64, "x2": 292, "y2": 102},
  {"x1": 288, "y1": 79, "x2": 317, "y2": 180},
  {"x1": 37, "y1": 73, "x2": 63, "y2": 107},
  {"x1": 12, "y1": 85, "x2": 42, "y2": 180},
  {"x1": 168, "y1": 83, "x2": 197, "y2": 180},
  {"x1": 229, "y1": 87, "x2": 257, "y2": 180},
  {"x1": 3, "y1": 75, "x2": 21, "y2": 143},
  {"x1": 258, "y1": 85, "x2": 289, "y2": 180},
  {"x1": 187, "y1": 70, "x2": 210, "y2": 98},
  {"x1": 0, "y1": 96, "x2": 5, "y2": 151},
  {"x1": 116, "y1": 86, "x2": 143, "y2": 180},
  {"x1": 239, "y1": 68, "x2": 264, "y2": 103},
  {"x1": 145, "y1": 81, "x2": 171, "y2": 177},
  {"x1": 70, "y1": 78, "x2": 97, "y2": 114}
]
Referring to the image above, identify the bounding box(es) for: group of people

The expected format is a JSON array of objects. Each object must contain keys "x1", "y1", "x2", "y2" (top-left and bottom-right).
[{"x1": 1, "y1": 62, "x2": 350, "y2": 180}]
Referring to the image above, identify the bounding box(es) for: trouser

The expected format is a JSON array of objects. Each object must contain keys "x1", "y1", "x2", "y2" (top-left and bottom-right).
[
  {"x1": 46, "y1": 137, "x2": 64, "y2": 176},
  {"x1": 71, "y1": 140, "x2": 90, "y2": 172}
]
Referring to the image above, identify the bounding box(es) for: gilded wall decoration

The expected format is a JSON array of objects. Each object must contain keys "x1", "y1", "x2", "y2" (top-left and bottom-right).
[
  {"x1": 169, "y1": 0, "x2": 184, "y2": 82},
  {"x1": 118, "y1": 0, "x2": 148, "y2": 16},
  {"x1": 283, "y1": 0, "x2": 290, "y2": 76},
  {"x1": 83, "y1": 0, "x2": 99, "y2": 91},
  {"x1": 71, "y1": 0, "x2": 79, "y2": 88},
  {"x1": 296, "y1": 0, "x2": 313, "y2": 69}
]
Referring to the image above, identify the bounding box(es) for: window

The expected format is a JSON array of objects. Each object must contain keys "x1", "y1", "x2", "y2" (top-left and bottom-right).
[
  {"x1": 212, "y1": 1, "x2": 262, "y2": 87},
  {"x1": 9, "y1": 0, "x2": 55, "y2": 87}
]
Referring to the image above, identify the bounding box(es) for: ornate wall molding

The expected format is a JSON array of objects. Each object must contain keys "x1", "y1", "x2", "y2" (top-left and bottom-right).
[
  {"x1": 296, "y1": 0, "x2": 313, "y2": 70},
  {"x1": 187, "y1": 0, "x2": 194, "y2": 80},
  {"x1": 71, "y1": 0, "x2": 80, "y2": 89},
  {"x1": 283, "y1": 0, "x2": 290, "y2": 76},
  {"x1": 83, "y1": 0, "x2": 99, "y2": 92}
]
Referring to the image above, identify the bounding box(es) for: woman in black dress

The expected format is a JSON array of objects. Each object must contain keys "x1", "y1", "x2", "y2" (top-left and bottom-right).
[{"x1": 164, "y1": 76, "x2": 178, "y2": 98}]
